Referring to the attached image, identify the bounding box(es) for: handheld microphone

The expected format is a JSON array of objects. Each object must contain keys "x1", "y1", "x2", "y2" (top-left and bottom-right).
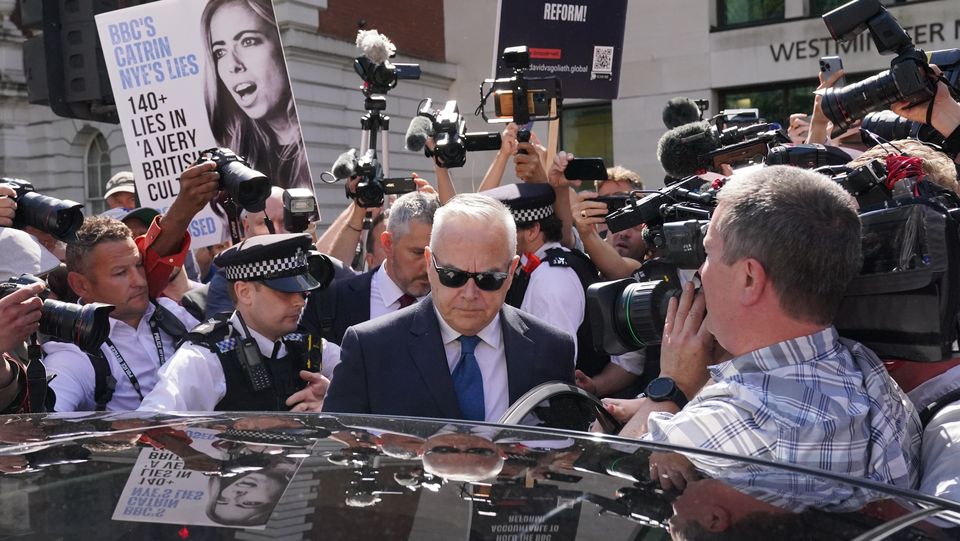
[
  {"x1": 405, "y1": 116, "x2": 435, "y2": 152},
  {"x1": 331, "y1": 149, "x2": 358, "y2": 180},
  {"x1": 657, "y1": 121, "x2": 721, "y2": 178}
]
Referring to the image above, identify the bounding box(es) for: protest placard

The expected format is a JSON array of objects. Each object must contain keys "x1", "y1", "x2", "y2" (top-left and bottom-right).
[{"x1": 96, "y1": 0, "x2": 314, "y2": 247}]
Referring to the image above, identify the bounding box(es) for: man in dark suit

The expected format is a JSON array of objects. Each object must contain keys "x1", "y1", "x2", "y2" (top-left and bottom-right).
[
  {"x1": 302, "y1": 191, "x2": 439, "y2": 345},
  {"x1": 323, "y1": 193, "x2": 575, "y2": 421}
]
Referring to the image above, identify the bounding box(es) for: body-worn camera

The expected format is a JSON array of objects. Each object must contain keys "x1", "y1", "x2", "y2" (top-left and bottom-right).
[
  {"x1": 0, "y1": 274, "x2": 113, "y2": 355},
  {"x1": 1, "y1": 179, "x2": 84, "y2": 242},
  {"x1": 198, "y1": 148, "x2": 271, "y2": 213},
  {"x1": 819, "y1": 0, "x2": 960, "y2": 133},
  {"x1": 416, "y1": 99, "x2": 501, "y2": 169},
  {"x1": 479, "y1": 46, "x2": 562, "y2": 129}
]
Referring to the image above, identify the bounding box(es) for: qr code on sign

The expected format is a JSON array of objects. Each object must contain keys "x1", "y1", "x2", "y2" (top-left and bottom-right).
[{"x1": 592, "y1": 46, "x2": 614, "y2": 74}]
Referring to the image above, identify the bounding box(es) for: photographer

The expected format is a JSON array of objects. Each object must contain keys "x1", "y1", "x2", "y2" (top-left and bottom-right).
[
  {"x1": 41, "y1": 161, "x2": 220, "y2": 412},
  {"x1": 890, "y1": 65, "x2": 960, "y2": 163},
  {"x1": 608, "y1": 166, "x2": 920, "y2": 491},
  {"x1": 0, "y1": 281, "x2": 43, "y2": 413}
]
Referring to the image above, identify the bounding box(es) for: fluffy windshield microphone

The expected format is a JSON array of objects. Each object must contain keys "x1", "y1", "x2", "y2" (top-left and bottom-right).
[
  {"x1": 663, "y1": 97, "x2": 701, "y2": 129},
  {"x1": 356, "y1": 30, "x2": 395, "y2": 65},
  {"x1": 331, "y1": 149, "x2": 357, "y2": 180},
  {"x1": 657, "y1": 121, "x2": 721, "y2": 178},
  {"x1": 405, "y1": 116, "x2": 435, "y2": 152}
]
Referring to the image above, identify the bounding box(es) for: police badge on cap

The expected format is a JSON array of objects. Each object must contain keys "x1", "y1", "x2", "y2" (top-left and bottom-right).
[
  {"x1": 214, "y1": 233, "x2": 321, "y2": 293},
  {"x1": 482, "y1": 183, "x2": 555, "y2": 226}
]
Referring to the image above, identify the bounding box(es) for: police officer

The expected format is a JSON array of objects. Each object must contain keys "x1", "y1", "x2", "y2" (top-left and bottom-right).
[
  {"x1": 484, "y1": 183, "x2": 601, "y2": 371},
  {"x1": 140, "y1": 233, "x2": 338, "y2": 412}
]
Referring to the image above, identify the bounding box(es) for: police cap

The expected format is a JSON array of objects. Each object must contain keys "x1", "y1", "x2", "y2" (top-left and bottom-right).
[
  {"x1": 214, "y1": 233, "x2": 320, "y2": 293},
  {"x1": 482, "y1": 183, "x2": 555, "y2": 226}
]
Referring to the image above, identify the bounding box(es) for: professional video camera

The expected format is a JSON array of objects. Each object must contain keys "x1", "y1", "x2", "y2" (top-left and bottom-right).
[
  {"x1": 588, "y1": 175, "x2": 719, "y2": 354},
  {"x1": 330, "y1": 148, "x2": 417, "y2": 209},
  {"x1": 477, "y1": 46, "x2": 562, "y2": 142},
  {"x1": 658, "y1": 116, "x2": 790, "y2": 178},
  {"x1": 406, "y1": 99, "x2": 501, "y2": 169},
  {"x1": 699, "y1": 121, "x2": 790, "y2": 172},
  {"x1": 819, "y1": 0, "x2": 960, "y2": 133},
  {"x1": 860, "y1": 110, "x2": 951, "y2": 154},
  {"x1": 353, "y1": 30, "x2": 421, "y2": 96},
  {"x1": 0, "y1": 274, "x2": 113, "y2": 355},
  {"x1": 0, "y1": 179, "x2": 84, "y2": 242}
]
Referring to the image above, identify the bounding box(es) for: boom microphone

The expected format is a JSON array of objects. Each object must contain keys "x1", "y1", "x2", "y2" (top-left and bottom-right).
[
  {"x1": 662, "y1": 97, "x2": 701, "y2": 129},
  {"x1": 356, "y1": 29, "x2": 394, "y2": 65},
  {"x1": 331, "y1": 149, "x2": 358, "y2": 180},
  {"x1": 405, "y1": 116, "x2": 435, "y2": 152},
  {"x1": 657, "y1": 121, "x2": 721, "y2": 178}
]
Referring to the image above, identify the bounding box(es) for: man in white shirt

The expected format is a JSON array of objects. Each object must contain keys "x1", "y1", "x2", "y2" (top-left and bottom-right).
[{"x1": 302, "y1": 190, "x2": 440, "y2": 344}]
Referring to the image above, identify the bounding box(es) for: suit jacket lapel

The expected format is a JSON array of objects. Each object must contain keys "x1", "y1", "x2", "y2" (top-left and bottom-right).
[
  {"x1": 349, "y1": 269, "x2": 375, "y2": 321},
  {"x1": 501, "y1": 306, "x2": 535, "y2": 404},
  {"x1": 408, "y1": 297, "x2": 462, "y2": 419}
]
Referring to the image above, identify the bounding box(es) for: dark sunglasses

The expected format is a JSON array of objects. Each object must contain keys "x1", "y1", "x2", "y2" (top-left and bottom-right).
[{"x1": 431, "y1": 255, "x2": 510, "y2": 291}]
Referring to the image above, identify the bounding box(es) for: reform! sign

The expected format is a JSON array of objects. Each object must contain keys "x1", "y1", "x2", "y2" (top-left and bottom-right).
[{"x1": 494, "y1": 1, "x2": 628, "y2": 100}]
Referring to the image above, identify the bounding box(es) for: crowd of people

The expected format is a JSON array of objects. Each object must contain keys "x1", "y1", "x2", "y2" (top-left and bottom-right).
[{"x1": 1, "y1": 55, "x2": 960, "y2": 529}]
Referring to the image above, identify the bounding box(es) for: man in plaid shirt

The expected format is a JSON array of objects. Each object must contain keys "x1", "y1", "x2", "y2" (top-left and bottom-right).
[{"x1": 608, "y1": 166, "x2": 921, "y2": 504}]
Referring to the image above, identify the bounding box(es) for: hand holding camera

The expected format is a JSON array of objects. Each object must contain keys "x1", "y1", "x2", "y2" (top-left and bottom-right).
[
  {"x1": 0, "y1": 184, "x2": 16, "y2": 228},
  {"x1": 513, "y1": 131, "x2": 548, "y2": 182},
  {"x1": 891, "y1": 65, "x2": 960, "y2": 139},
  {"x1": 0, "y1": 281, "x2": 44, "y2": 354}
]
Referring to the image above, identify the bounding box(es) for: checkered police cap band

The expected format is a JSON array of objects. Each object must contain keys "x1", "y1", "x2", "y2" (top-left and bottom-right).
[
  {"x1": 224, "y1": 247, "x2": 308, "y2": 281},
  {"x1": 510, "y1": 204, "x2": 554, "y2": 225}
]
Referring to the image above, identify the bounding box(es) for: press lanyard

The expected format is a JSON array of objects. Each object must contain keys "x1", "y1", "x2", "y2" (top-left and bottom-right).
[{"x1": 104, "y1": 316, "x2": 166, "y2": 401}]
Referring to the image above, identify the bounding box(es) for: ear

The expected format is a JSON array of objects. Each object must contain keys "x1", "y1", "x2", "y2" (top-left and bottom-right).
[
  {"x1": 67, "y1": 271, "x2": 92, "y2": 300},
  {"x1": 234, "y1": 281, "x2": 255, "y2": 307},
  {"x1": 705, "y1": 504, "x2": 731, "y2": 532},
  {"x1": 381, "y1": 230, "x2": 394, "y2": 255},
  {"x1": 739, "y1": 258, "x2": 768, "y2": 307}
]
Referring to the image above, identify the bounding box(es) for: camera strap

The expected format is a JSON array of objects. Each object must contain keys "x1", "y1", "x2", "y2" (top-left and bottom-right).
[{"x1": 103, "y1": 315, "x2": 167, "y2": 402}]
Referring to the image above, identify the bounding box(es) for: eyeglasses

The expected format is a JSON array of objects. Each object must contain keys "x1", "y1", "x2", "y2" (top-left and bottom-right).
[{"x1": 431, "y1": 254, "x2": 510, "y2": 291}]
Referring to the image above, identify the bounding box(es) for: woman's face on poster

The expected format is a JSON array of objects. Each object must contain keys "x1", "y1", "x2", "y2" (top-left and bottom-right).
[
  {"x1": 214, "y1": 471, "x2": 284, "y2": 523},
  {"x1": 210, "y1": 1, "x2": 287, "y2": 121}
]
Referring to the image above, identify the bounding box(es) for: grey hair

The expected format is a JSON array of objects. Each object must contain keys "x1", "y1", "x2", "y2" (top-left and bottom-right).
[
  {"x1": 430, "y1": 194, "x2": 517, "y2": 256},
  {"x1": 386, "y1": 191, "x2": 440, "y2": 239},
  {"x1": 713, "y1": 165, "x2": 861, "y2": 324}
]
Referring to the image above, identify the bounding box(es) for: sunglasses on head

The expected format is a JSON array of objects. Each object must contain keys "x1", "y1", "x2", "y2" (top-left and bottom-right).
[{"x1": 431, "y1": 254, "x2": 510, "y2": 291}]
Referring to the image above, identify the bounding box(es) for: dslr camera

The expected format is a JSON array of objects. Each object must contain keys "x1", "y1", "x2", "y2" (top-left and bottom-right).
[
  {"x1": 0, "y1": 274, "x2": 113, "y2": 355},
  {"x1": 415, "y1": 99, "x2": 501, "y2": 169},
  {"x1": 819, "y1": 0, "x2": 960, "y2": 133},
  {"x1": 334, "y1": 148, "x2": 417, "y2": 209},
  {"x1": 0, "y1": 179, "x2": 84, "y2": 242},
  {"x1": 197, "y1": 148, "x2": 271, "y2": 213}
]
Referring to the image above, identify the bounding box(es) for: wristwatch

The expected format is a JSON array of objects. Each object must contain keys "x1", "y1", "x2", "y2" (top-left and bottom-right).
[{"x1": 645, "y1": 377, "x2": 688, "y2": 409}]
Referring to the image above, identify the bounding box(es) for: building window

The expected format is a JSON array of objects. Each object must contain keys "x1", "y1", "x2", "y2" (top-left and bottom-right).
[
  {"x1": 810, "y1": 0, "x2": 909, "y2": 17},
  {"x1": 718, "y1": 0, "x2": 784, "y2": 28},
  {"x1": 85, "y1": 133, "x2": 111, "y2": 215},
  {"x1": 719, "y1": 80, "x2": 819, "y2": 127},
  {"x1": 560, "y1": 103, "x2": 613, "y2": 169}
]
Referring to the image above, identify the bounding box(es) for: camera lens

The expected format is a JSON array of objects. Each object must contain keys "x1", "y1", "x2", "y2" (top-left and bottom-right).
[
  {"x1": 39, "y1": 300, "x2": 114, "y2": 355},
  {"x1": 820, "y1": 69, "x2": 904, "y2": 132},
  {"x1": 614, "y1": 280, "x2": 680, "y2": 348},
  {"x1": 219, "y1": 160, "x2": 270, "y2": 213},
  {"x1": 15, "y1": 191, "x2": 85, "y2": 242}
]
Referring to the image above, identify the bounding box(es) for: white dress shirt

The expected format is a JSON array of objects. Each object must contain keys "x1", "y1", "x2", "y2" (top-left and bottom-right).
[
  {"x1": 42, "y1": 297, "x2": 200, "y2": 412},
  {"x1": 519, "y1": 241, "x2": 584, "y2": 359},
  {"x1": 433, "y1": 307, "x2": 509, "y2": 422},
  {"x1": 369, "y1": 264, "x2": 421, "y2": 319},
  {"x1": 139, "y1": 312, "x2": 341, "y2": 412}
]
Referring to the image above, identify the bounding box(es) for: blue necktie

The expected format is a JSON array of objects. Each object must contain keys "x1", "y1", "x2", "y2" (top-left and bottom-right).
[{"x1": 452, "y1": 335, "x2": 485, "y2": 421}]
